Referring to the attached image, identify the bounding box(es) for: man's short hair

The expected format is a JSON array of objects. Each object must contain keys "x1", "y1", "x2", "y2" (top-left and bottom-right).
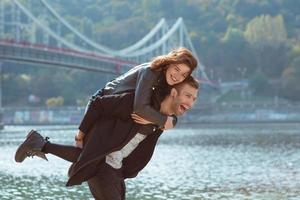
[
  {"x1": 174, "y1": 75, "x2": 200, "y2": 92},
  {"x1": 153, "y1": 75, "x2": 199, "y2": 102}
]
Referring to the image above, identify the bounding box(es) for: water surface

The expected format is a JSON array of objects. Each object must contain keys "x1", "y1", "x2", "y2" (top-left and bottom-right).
[{"x1": 0, "y1": 123, "x2": 299, "y2": 200}]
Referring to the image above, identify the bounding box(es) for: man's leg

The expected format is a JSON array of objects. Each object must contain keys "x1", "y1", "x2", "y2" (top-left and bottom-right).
[{"x1": 87, "y1": 163, "x2": 125, "y2": 200}]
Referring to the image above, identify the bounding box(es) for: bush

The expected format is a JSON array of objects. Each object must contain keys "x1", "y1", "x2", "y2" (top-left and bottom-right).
[
  {"x1": 46, "y1": 96, "x2": 64, "y2": 107},
  {"x1": 249, "y1": 73, "x2": 270, "y2": 95}
]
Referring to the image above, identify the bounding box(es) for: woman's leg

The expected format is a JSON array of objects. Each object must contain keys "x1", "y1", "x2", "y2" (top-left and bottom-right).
[
  {"x1": 42, "y1": 142, "x2": 82, "y2": 163},
  {"x1": 15, "y1": 130, "x2": 81, "y2": 163}
]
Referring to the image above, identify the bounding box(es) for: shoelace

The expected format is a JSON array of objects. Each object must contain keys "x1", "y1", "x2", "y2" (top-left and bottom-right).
[
  {"x1": 25, "y1": 137, "x2": 49, "y2": 158},
  {"x1": 26, "y1": 151, "x2": 36, "y2": 158}
]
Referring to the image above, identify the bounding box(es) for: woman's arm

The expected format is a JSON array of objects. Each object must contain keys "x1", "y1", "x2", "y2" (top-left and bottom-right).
[{"x1": 133, "y1": 67, "x2": 174, "y2": 129}]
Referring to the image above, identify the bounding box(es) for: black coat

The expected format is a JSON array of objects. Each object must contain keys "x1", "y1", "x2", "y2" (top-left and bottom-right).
[{"x1": 66, "y1": 92, "x2": 163, "y2": 186}]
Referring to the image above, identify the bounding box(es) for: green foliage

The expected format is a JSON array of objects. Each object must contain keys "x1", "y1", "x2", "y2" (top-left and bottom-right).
[
  {"x1": 222, "y1": 27, "x2": 245, "y2": 44},
  {"x1": 280, "y1": 66, "x2": 300, "y2": 101},
  {"x1": 289, "y1": 56, "x2": 300, "y2": 69},
  {"x1": 46, "y1": 96, "x2": 64, "y2": 107},
  {"x1": 243, "y1": 14, "x2": 289, "y2": 77},
  {"x1": 288, "y1": 44, "x2": 300, "y2": 60},
  {"x1": 219, "y1": 27, "x2": 254, "y2": 79},
  {"x1": 244, "y1": 15, "x2": 287, "y2": 49},
  {"x1": 249, "y1": 73, "x2": 270, "y2": 96}
]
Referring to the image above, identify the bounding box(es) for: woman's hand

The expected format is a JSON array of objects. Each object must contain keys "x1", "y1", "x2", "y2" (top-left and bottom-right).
[
  {"x1": 131, "y1": 113, "x2": 153, "y2": 125},
  {"x1": 75, "y1": 130, "x2": 85, "y2": 149}
]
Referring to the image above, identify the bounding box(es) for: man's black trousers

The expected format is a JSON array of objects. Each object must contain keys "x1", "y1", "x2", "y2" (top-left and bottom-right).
[{"x1": 43, "y1": 142, "x2": 126, "y2": 200}]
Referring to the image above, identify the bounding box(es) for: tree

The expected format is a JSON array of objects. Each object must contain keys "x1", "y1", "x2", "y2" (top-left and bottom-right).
[
  {"x1": 220, "y1": 27, "x2": 254, "y2": 79},
  {"x1": 280, "y1": 63, "x2": 300, "y2": 101},
  {"x1": 249, "y1": 73, "x2": 270, "y2": 96},
  {"x1": 46, "y1": 96, "x2": 64, "y2": 107},
  {"x1": 244, "y1": 14, "x2": 288, "y2": 77},
  {"x1": 245, "y1": 15, "x2": 287, "y2": 49}
]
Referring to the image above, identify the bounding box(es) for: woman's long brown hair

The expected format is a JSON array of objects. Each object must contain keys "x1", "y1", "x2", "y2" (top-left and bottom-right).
[{"x1": 150, "y1": 47, "x2": 198, "y2": 74}]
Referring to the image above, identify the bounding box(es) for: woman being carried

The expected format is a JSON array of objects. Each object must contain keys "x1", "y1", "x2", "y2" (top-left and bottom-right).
[{"x1": 75, "y1": 47, "x2": 198, "y2": 147}]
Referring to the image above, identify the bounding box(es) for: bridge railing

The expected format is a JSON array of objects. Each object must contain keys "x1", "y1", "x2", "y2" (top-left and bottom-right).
[{"x1": 0, "y1": 39, "x2": 138, "y2": 74}]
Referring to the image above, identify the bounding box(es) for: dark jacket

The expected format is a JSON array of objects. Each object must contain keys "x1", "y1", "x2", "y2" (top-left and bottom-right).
[
  {"x1": 99, "y1": 62, "x2": 167, "y2": 127},
  {"x1": 66, "y1": 92, "x2": 163, "y2": 186}
]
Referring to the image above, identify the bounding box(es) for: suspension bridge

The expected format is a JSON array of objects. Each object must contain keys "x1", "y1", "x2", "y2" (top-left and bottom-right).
[{"x1": 0, "y1": 0, "x2": 209, "y2": 79}]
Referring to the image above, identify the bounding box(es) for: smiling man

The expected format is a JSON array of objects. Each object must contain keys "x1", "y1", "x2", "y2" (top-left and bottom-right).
[{"x1": 15, "y1": 76, "x2": 199, "y2": 200}]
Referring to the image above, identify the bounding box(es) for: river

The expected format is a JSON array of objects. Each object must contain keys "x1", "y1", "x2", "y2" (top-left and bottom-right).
[{"x1": 0, "y1": 123, "x2": 299, "y2": 200}]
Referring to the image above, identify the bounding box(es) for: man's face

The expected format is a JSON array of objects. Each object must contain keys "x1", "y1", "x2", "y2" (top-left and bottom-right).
[{"x1": 170, "y1": 84, "x2": 198, "y2": 116}]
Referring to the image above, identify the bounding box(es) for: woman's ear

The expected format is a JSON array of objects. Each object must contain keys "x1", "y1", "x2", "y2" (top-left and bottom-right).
[{"x1": 170, "y1": 88, "x2": 178, "y2": 98}]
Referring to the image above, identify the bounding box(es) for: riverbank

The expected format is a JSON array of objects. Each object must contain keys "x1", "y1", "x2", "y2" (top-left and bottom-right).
[{"x1": 1, "y1": 105, "x2": 300, "y2": 125}]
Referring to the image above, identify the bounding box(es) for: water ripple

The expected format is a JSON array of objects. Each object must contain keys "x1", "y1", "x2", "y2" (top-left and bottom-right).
[{"x1": 0, "y1": 124, "x2": 300, "y2": 199}]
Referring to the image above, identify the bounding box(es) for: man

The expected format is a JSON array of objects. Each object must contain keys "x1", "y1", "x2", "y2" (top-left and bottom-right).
[{"x1": 15, "y1": 76, "x2": 199, "y2": 200}]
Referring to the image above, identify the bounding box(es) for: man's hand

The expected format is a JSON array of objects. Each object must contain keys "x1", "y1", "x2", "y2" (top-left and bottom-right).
[
  {"x1": 131, "y1": 113, "x2": 153, "y2": 125},
  {"x1": 75, "y1": 130, "x2": 85, "y2": 149},
  {"x1": 163, "y1": 116, "x2": 174, "y2": 130}
]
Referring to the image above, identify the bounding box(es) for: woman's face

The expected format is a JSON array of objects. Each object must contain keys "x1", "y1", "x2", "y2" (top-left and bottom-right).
[{"x1": 165, "y1": 63, "x2": 191, "y2": 85}]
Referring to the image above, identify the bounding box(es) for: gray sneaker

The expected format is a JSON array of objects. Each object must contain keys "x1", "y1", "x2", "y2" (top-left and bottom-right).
[{"x1": 15, "y1": 130, "x2": 49, "y2": 163}]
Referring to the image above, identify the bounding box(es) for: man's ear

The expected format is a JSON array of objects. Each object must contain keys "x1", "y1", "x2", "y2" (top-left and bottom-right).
[{"x1": 170, "y1": 88, "x2": 178, "y2": 98}]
